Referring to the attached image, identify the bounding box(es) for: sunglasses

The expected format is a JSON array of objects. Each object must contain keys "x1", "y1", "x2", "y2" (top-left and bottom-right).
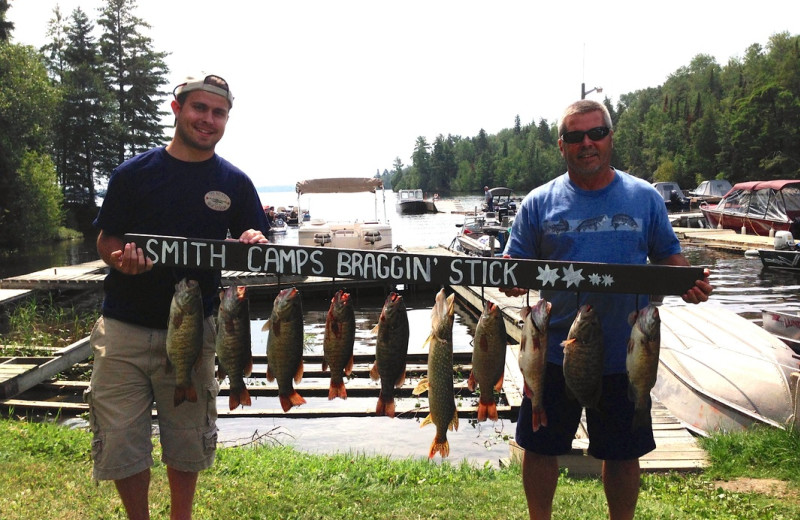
[{"x1": 561, "y1": 126, "x2": 611, "y2": 144}]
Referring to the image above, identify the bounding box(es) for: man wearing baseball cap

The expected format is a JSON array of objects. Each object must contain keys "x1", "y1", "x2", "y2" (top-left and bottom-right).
[{"x1": 88, "y1": 73, "x2": 269, "y2": 519}]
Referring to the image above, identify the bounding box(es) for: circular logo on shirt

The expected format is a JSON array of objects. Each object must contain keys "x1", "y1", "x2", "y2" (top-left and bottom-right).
[{"x1": 204, "y1": 191, "x2": 231, "y2": 211}]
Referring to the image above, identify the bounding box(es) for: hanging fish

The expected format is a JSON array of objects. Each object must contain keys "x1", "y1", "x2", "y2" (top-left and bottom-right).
[
  {"x1": 263, "y1": 287, "x2": 306, "y2": 412},
  {"x1": 467, "y1": 300, "x2": 507, "y2": 422},
  {"x1": 215, "y1": 284, "x2": 253, "y2": 410},
  {"x1": 413, "y1": 289, "x2": 459, "y2": 458},
  {"x1": 518, "y1": 298, "x2": 551, "y2": 431},
  {"x1": 561, "y1": 304, "x2": 604, "y2": 410},
  {"x1": 369, "y1": 292, "x2": 410, "y2": 417},
  {"x1": 626, "y1": 304, "x2": 661, "y2": 430},
  {"x1": 166, "y1": 278, "x2": 204, "y2": 407},
  {"x1": 322, "y1": 290, "x2": 356, "y2": 400}
]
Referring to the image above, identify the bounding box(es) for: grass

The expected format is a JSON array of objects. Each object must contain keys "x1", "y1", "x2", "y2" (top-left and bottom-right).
[{"x1": 0, "y1": 418, "x2": 798, "y2": 520}]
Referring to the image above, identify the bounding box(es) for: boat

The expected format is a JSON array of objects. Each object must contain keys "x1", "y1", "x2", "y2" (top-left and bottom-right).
[
  {"x1": 699, "y1": 179, "x2": 800, "y2": 236},
  {"x1": 688, "y1": 179, "x2": 732, "y2": 204},
  {"x1": 395, "y1": 189, "x2": 434, "y2": 215},
  {"x1": 652, "y1": 182, "x2": 691, "y2": 212},
  {"x1": 482, "y1": 187, "x2": 517, "y2": 218},
  {"x1": 268, "y1": 217, "x2": 288, "y2": 235},
  {"x1": 449, "y1": 212, "x2": 512, "y2": 257},
  {"x1": 295, "y1": 177, "x2": 392, "y2": 251},
  {"x1": 762, "y1": 309, "x2": 800, "y2": 354},
  {"x1": 653, "y1": 305, "x2": 799, "y2": 436}
]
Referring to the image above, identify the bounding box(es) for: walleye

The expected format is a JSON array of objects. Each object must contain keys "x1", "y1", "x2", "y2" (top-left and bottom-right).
[
  {"x1": 322, "y1": 290, "x2": 356, "y2": 400},
  {"x1": 166, "y1": 278, "x2": 204, "y2": 407},
  {"x1": 413, "y1": 289, "x2": 459, "y2": 458},
  {"x1": 215, "y1": 285, "x2": 253, "y2": 411},
  {"x1": 467, "y1": 301, "x2": 507, "y2": 422},
  {"x1": 561, "y1": 304, "x2": 604, "y2": 409},
  {"x1": 626, "y1": 304, "x2": 661, "y2": 430},
  {"x1": 369, "y1": 292, "x2": 410, "y2": 417},
  {"x1": 518, "y1": 298, "x2": 551, "y2": 431},
  {"x1": 263, "y1": 287, "x2": 306, "y2": 412}
]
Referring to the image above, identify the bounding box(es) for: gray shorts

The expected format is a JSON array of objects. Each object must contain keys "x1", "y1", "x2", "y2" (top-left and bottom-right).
[{"x1": 85, "y1": 316, "x2": 219, "y2": 481}]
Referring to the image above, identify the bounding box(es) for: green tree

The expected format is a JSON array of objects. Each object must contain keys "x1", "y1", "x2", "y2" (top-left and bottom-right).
[
  {"x1": 5, "y1": 151, "x2": 64, "y2": 241},
  {"x1": 0, "y1": 0, "x2": 13, "y2": 42},
  {"x1": 0, "y1": 43, "x2": 61, "y2": 244},
  {"x1": 97, "y1": 0, "x2": 169, "y2": 169}
]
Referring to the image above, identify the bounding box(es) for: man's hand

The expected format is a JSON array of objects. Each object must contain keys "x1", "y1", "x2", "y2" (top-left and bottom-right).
[
  {"x1": 682, "y1": 268, "x2": 713, "y2": 304},
  {"x1": 238, "y1": 229, "x2": 268, "y2": 244},
  {"x1": 109, "y1": 241, "x2": 154, "y2": 275}
]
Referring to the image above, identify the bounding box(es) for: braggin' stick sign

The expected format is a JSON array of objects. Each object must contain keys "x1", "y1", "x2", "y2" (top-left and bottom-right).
[{"x1": 125, "y1": 233, "x2": 704, "y2": 295}]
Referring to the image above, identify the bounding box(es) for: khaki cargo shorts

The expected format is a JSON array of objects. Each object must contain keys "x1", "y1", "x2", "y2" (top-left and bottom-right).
[{"x1": 85, "y1": 316, "x2": 219, "y2": 481}]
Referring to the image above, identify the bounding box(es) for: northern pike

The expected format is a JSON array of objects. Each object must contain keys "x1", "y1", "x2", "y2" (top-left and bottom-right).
[
  {"x1": 413, "y1": 289, "x2": 459, "y2": 458},
  {"x1": 322, "y1": 290, "x2": 356, "y2": 400},
  {"x1": 626, "y1": 304, "x2": 661, "y2": 430},
  {"x1": 369, "y1": 292, "x2": 410, "y2": 417},
  {"x1": 561, "y1": 304, "x2": 604, "y2": 409},
  {"x1": 263, "y1": 287, "x2": 306, "y2": 412},
  {"x1": 467, "y1": 300, "x2": 507, "y2": 422},
  {"x1": 215, "y1": 285, "x2": 253, "y2": 411},
  {"x1": 518, "y1": 298, "x2": 551, "y2": 431},
  {"x1": 166, "y1": 278, "x2": 204, "y2": 407}
]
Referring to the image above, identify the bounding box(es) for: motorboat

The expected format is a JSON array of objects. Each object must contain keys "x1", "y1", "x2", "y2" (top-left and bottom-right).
[
  {"x1": 395, "y1": 189, "x2": 434, "y2": 215},
  {"x1": 652, "y1": 182, "x2": 691, "y2": 212},
  {"x1": 699, "y1": 179, "x2": 800, "y2": 236},
  {"x1": 482, "y1": 187, "x2": 517, "y2": 218},
  {"x1": 688, "y1": 179, "x2": 732, "y2": 204},
  {"x1": 296, "y1": 177, "x2": 392, "y2": 251},
  {"x1": 268, "y1": 217, "x2": 288, "y2": 235},
  {"x1": 653, "y1": 305, "x2": 799, "y2": 436},
  {"x1": 449, "y1": 211, "x2": 512, "y2": 257}
]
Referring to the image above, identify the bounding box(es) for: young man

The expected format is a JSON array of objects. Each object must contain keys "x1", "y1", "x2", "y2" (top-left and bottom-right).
[
  {"x1": 502, "y1": 99, "x2": 712, "y2": 520},
  {"x1": 88, "y1": 74, "x2": 269, "y2": 520}
]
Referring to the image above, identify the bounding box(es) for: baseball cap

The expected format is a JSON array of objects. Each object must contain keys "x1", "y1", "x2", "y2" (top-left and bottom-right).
[{"x1": 173, "y1": 74, "x2": 234, "y2": 107}]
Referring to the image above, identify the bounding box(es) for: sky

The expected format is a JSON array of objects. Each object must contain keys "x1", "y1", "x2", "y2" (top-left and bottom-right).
[{"x1": 8, "y1": 0, "x2": 800, "y2": 189}]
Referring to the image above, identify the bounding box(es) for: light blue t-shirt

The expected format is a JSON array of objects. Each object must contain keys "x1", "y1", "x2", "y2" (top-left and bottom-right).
[{"x1": 504, "y1": 170, "x2": 682, "y2": 374}]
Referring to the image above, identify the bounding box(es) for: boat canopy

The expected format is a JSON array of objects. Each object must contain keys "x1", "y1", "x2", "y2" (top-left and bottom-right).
[
  {"x1": 296, "y1": 177, "x2": 384, "y2": 195},
  {"x1": 718, "y1": 180, "x2": 800, "y2": 222}
]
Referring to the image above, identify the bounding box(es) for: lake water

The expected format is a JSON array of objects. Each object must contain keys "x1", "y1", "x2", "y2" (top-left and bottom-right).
[{"x1": 4, "y1": 189, "x2": 800, "y2": 466}]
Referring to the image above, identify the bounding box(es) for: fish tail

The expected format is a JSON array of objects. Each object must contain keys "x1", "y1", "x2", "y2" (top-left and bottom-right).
[
  {"x1": 375, "y1": 393, "x2": 396, "y2": 418},
  {"x1": 467, "y1": 371, "x2": 477, "y2": 392},
  {"x1": 173, "y1": 384, "x2": 197, "y2": 407},
  {"x1": 279, "y1": 391, "x2": 306, "y2": 412},
  {"x1": 229, "y1": 387, "x2": 252, "y2": 410},
  {"x1": 532, "y1": 405, "x2": 548, "y2": 432},
  {"x1": 328, "y1": 381, "x2": 347, "y2": 400},
  {"x1": 429, "y1": 436, "x2": 450, "y2": 459},
  {"x1": 369, "y1": 363, "x2": 380, "y2": 381}
]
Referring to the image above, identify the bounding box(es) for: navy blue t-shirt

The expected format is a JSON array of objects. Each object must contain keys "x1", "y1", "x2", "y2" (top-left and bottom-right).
[{"x1": 94, "y1": 147, "x2": 269, "y2": 329}]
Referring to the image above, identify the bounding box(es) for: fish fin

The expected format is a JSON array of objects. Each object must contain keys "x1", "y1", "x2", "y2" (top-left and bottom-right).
[
  {"x1": 266, "y1": 366, "x2": 275, "y2": 382},
  {"x1": 370, "y1": 323, "x2": 380, "y2": 335},
  {"x1": 229, "y1": 387, "x2": 252, "y2": 410},
  {"x1": 532, "y1": 405, "x2": 548, "y2": 432},
  {"x1": 412, "y1": 378, "x2": 429, "y2": 395},
  {"x1": 321, "y1": 359, "x2": 328, "y2": 372},
  {"x1": 174, "y1": 385, "x2": 197, "y2": 407},
  {"x1": 293, "y1": 360, "x2": 304, "y2": 383},
  {"x1": 487, "y1": 401, "x2": 499, "y2": 422},
  {"x1": 519, "y1": 335, "x2": 527, "y2": 352},
  {"x1": 375, "y1": 392, "x2": 396, "y2": 417},
  {"x1": 522, "y1": 382, "x2": 532, "y2": 398},
  {"x1": 262, "y1": 319, "x2": 271, "y2": 331},
  {"x1": 477, "y1": 400, "x2": 488, "y2": 422},
  {"x1": 449, "y1": 409, "x2": 459, "y2": 431},
  {"x1": 627, "y1": 309, "x2": 639, "y2": 327},
  {"x1": 279, "y1": 391, "x2": 306, "y2": 412},
  {"x1": 493, "y1": 373, "x2": 504, "y2": 392},
  {"x1": 328, "y1": 381, "x2": 347, "y2": 400},
  {"x1": 429, "y1": 437, "x2": 450, "y2": 459},
  {"x1": 344, "y1": 355, "x2": 354, "y2": 376},
  {"x1": 244, "y1": 355, "x2": 253, "y2": 378},
  {"x1": 467, "y1": 371, "x2": 477, "y2": 392},
  {"x1": 421, "y1": 333, "x2": 433, "y2": 350},
  {"x1": 393, "y1": 370, "x2": 406, "y2": 388},
  {"x1": 420, "y1": 414, "x2": 433, "y2": 428},
  {"x1": 560, "y1": 338, "x2": 576, "y2": 349},
  {"x1": 216, "y1": 363, "x2": 227, "y2": 382},
  {"x1": 369, "y1": 362, "x2": 380, "y2": 381}
]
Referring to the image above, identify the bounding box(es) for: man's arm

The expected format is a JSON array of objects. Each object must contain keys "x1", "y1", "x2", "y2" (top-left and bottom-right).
[
  {"x1": 97, "y1": 230, "x2": 153, "y2": 275},
  {"x1": 653, "y1": 253, "x2": 713, "y2": 304}
]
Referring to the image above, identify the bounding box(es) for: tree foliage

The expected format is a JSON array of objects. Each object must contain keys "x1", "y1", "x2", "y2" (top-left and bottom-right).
[{"x1": 393, "y1": 32, "x2": 800, "y2": 195}]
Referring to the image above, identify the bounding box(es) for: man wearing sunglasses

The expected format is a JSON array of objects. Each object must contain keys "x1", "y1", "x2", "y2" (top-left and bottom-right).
[
  {"x1": 88, "y1": 73, "x2": 269, "y2": 520},
  {"x1": 502, "y1": 99, "x2": 712, "y2": 520}
]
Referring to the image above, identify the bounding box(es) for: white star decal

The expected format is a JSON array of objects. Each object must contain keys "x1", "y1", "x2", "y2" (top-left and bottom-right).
[
  {"x1": 561, "y1": 264, "x2": 585, "y2": 288},
  {"x1": 537, "y1": 264, "x2": 560, "y2": 287},
  {"x1": 602, "y1": 274, "x2": 615, "y2": 286},
  {"x1": 589, "y1": 273, "x2": 602, "y2": 285}
]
